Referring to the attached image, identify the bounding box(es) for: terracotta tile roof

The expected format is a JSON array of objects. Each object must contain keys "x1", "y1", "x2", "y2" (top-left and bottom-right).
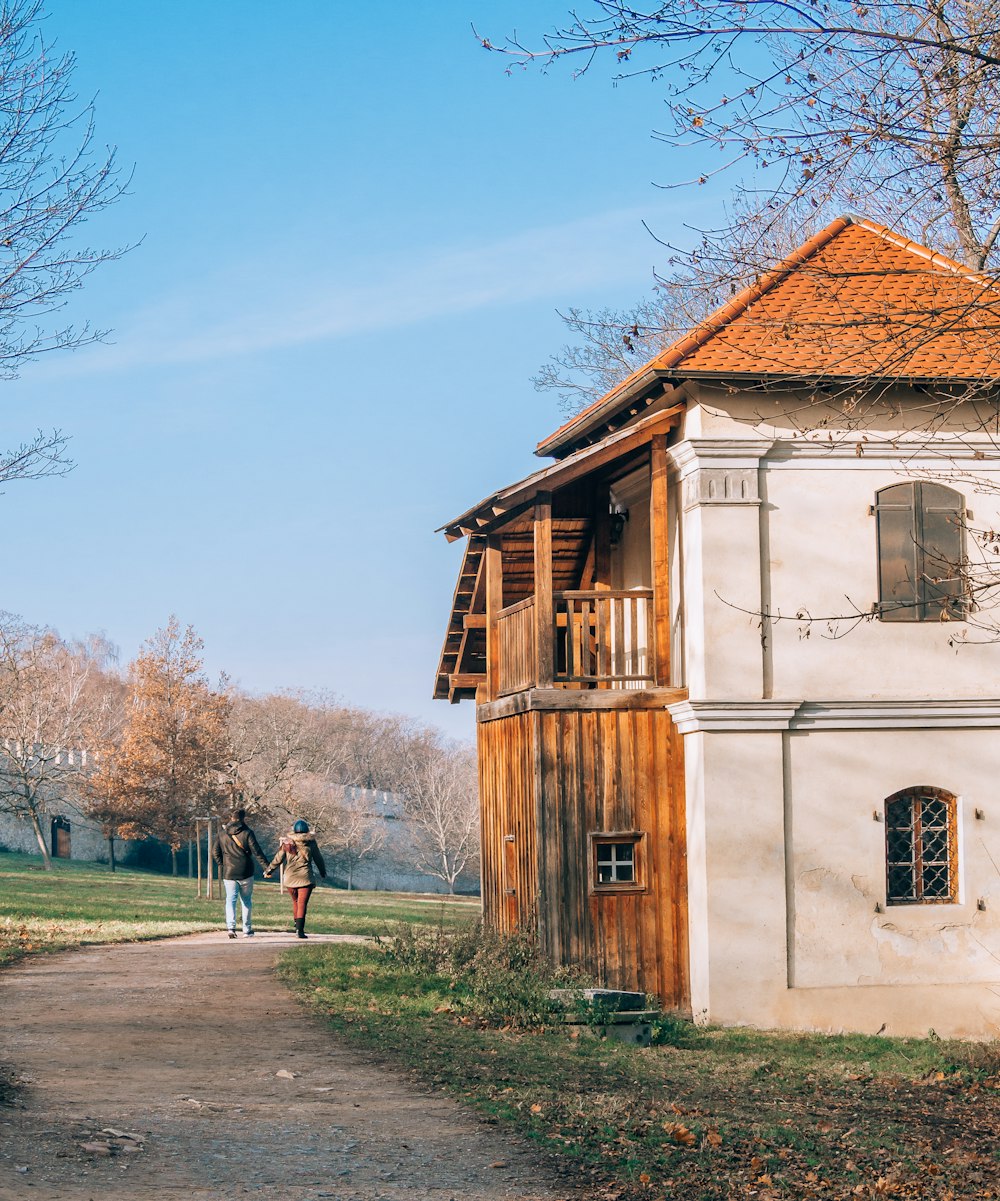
[{"x1": 538, "y1": 216, "x2": 1000, "y2": 457}]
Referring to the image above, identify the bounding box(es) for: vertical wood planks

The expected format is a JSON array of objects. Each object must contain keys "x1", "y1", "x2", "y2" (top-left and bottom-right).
[
  {"x1": 650, "y1": 434, "x2": 671, "y2": 687},
  {"x1": 485, "y1": 536, "x2": 502, "y2": 702},
  {"x1": 477, "y1": 710, "x2": 538, "y2": 934},
  {"x1": 477, "y1": 697, "x2": 690, "y2": 1012},
  {"x1": 534, "y1": 493, "x2": 555, "y2": 687}
]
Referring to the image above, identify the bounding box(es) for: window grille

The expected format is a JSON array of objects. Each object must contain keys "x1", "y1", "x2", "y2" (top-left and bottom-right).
[
  {"x1": 885, "y1": 787, "x2": 958, "y2": 904},
  {"x1": 874, "y1": 482, "x2": 967, "y2": 621},
  {"x1": 589, "y1": 832, "x2": 645, "y2": 892}
]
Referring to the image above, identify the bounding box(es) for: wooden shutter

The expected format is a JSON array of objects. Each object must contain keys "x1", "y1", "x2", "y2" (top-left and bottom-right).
[{"x1": 875, "y1": 482, "x2": 965, "y2": 621}]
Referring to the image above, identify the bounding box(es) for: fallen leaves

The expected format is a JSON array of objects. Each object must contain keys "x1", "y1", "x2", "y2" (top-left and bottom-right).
[{"x1": 662, "y1": 1121, "x2": 696, "y2": 1147}]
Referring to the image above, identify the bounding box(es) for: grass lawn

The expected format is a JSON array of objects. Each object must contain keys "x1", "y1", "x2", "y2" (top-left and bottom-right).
[
  {"x1": 0, "y1": 851, "x2": 479, "y2": 965},
  {"x1": 279, "y1": 942, "x2": 1000, "y2": 1201}
]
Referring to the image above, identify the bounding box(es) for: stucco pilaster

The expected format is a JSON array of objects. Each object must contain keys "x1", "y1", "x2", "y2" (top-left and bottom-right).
[
  {"x1": 670, "y1": 439, "x2": 773, "y2": 700},
  {"x1": 686, "y1": 727, "x2": 789, "y2": 1024}
]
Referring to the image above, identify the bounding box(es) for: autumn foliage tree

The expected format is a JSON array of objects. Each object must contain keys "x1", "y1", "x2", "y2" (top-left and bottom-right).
[{"x1": 89, "y1": 618, "x2": 229, "y2": 873}]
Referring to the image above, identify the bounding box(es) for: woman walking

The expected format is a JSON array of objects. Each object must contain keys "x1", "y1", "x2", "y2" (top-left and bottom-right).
[{"x1": 265, "y1": 819, "x2": 327, "y2": 938}]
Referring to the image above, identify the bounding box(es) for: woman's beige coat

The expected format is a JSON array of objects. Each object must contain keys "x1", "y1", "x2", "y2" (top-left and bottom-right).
[{"x1": 267, "y1": 833, "x2": 326, "y2": 887}]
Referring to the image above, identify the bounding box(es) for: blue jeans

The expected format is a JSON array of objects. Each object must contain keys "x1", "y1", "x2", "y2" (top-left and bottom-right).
[{"x1": 224, "y1": 877, "x2": 254, "y2": 932}]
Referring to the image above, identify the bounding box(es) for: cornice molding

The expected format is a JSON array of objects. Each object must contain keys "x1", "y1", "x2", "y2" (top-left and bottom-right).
[
  {"x1": 793, "y1": 699, "x2": 1000, "y2": 729},
  {"x1": 668, "y1": 435, "x2": 1000, "y2": 474},
  {"x1": 667, "y1": 700, "x2": 800, "y2": 733},
  {"x1": 668, "y1": 698, "x2": 1000, "y2": 733},
  {"x1": 669, "y1": 438, "x2": 775, "y2": 478},
  {"x1": 766, "y1": 438, "x2": 1000, "y2": 466}
]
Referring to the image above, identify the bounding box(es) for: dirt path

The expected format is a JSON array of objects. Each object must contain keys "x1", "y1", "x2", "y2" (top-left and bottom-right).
[{"x1": 0, "y1": 933, "x2": 578, "y2": 1201}]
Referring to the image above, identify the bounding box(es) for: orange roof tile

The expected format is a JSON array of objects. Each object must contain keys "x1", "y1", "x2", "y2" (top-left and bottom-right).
[{"x1": 538, "y1": 216, "x2": 1000, "y2": 457}]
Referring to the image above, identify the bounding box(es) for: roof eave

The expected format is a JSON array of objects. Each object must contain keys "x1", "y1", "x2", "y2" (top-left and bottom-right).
[
  {"x1": 655, "y1": 368, "x2": 1000, "y2": 387},
  {"x1": 438, "y1": 402, "x2": 685, "y2": 541},
  {"x1": 534, "y1": 366, "x2": 671, "y2": 459}
]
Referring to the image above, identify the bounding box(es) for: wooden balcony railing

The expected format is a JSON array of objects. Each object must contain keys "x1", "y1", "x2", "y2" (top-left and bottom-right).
[
  {"x1": 495, "y1": 589, "x2": 655, "y2": 696},
  {"x1": 556, "y1": 590, "x2": 654, "y2": 687},
  {"x1": 497, "y1": 597, "x2": 536, "y2": 695}
]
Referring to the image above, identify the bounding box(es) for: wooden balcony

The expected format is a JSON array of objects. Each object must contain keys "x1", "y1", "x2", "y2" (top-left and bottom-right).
[{"x1": 497, "y1": 589, "x2": 655, "y2": 696}]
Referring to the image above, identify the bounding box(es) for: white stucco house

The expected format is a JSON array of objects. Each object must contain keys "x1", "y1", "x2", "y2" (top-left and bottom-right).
[{"x1": 435, "y1": 215, "x2": 1000, "y2": 1038}]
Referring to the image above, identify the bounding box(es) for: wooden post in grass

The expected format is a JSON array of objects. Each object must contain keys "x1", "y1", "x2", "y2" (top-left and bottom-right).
[
  {"x1": 208, "y1": 816, "x2": 216, "y2": 900},
  {"x1": 195, "y1": 819, "x2": 202, "y2": 896},
  {"x1": 195, "y1": 816, "x2": 217, "y2": 899}
]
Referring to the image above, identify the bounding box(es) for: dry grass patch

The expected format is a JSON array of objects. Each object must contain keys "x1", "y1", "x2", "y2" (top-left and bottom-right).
[{"x1": 280, "y1": 936, "x2": 1000, "y2": 1201}]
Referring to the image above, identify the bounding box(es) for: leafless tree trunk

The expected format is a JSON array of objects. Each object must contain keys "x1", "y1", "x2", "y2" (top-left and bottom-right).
[
  {"x1": 396, "y1": 734, "x2": 480, "y2": 894},
  {"x1": 0, "y1": 615, "x2": 110, "y2": 869}
]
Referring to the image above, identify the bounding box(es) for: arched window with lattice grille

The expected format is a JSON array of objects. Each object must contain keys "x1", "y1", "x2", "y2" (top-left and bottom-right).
[{"x1": 884, "y1": 786, "x2": 958, "y2": 904}]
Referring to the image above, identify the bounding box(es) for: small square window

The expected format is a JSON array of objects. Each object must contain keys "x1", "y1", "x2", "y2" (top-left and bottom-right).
[{"x1": 590, "y1": 832, "x2": 645, "y2": 893}]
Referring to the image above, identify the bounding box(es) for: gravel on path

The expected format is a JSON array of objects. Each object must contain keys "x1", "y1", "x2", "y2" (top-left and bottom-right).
[{"x1": 0, "y1": 932, "x2": 579, "y2": 1201}]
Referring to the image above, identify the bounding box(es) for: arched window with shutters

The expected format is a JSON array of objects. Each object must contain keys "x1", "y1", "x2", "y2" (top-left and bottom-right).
[
  {"x1": 885, "y1": 786, "x2": 958, "y2": 904},
  {"x1": 875, "y1": 482, "x2": 967, "y2": 621}
]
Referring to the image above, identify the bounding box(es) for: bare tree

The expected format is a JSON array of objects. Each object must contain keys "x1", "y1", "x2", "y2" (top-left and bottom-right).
[
  {"x1": 0, "y1": 429, "x2": 73, "y2": 483},
  {"x1": 222, "y1": 689, "x2": 324, "y2": 813},
  {"x1": 316, "y1": 706, "x2": 410, "y2": 793},
  {"x1": 533, "y1": 294, "x2": 710, "y2": 413},
  {"x1": 0, "y1": 0, "x2": 129, "y2": 369},
  {"x1": 396, "y1": 732, "x2": 480, "y2": 894},
  {"x1": 78, "y1": 653, "x2": 128, "y2": 870},
  {"x1": 0, "y1": 614, "x2": 108, "y2": 867},
  {"x1": 0, "y1": 1, "x2": 131, "y2": 482},
  {"x1": 492, "y1": 1, "x2": 1000, "y2": 409},
  {"x1": 326, "y1": 787, "x2": 386, "y2": 891}
]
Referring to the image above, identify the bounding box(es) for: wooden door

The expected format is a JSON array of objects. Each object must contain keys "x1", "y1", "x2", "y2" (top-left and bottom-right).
[
  {"x1": 51, "y1": 816, "x2": 71, "y2": 859},
  {"x1": 502, "y1": 833, "x2": 518, "y2": 929}
]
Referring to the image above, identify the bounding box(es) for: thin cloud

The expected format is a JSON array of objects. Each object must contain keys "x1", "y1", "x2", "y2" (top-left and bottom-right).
[{"x1": 36, "y1": 204, "x2": 691, "y2": 379}]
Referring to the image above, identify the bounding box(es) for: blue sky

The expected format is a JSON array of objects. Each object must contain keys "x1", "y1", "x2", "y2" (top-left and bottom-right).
[{"x1": 0, "y1": 2, "x2": 721, "y2": 739}]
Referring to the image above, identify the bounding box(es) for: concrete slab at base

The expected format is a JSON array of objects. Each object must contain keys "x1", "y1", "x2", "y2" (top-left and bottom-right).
[
  {"x1": 548, "y1": 988, "x2": 648, "y2": 1011},
  {"x1": 575, "y1": 1022, "x2": 654, "y2": 1047}
]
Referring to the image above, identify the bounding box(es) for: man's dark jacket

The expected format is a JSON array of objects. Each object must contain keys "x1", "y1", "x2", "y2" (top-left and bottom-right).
[{"x1": 213, "y1": 821, "x2": 270, "y2": 881}]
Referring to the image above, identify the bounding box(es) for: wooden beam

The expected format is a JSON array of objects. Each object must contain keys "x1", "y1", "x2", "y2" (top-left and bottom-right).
[
  {"x1": 650, "y1": 433, "x2": 671, "y2": 687},
  {"x1": 440, "y1": 404, "x2": 683, "y2": 538},
  {"x1": 593, "y1": 487, "x2": 611, "y2": 592},
  {"x1": 578, "y1": 531, "x2": 596, "y2": 591},
  {"x1": 463, "y1": 613, "x2": 487, "y2": 629},
  {"x1": 534, "y1": 492, "x2": 554, "y2": 688},
  {"x1": 485, "y1": 534, "x2": 503, "y2": 701},
  {"x1": 449, "y1": 673, "x2": 485, "y2": 690}
]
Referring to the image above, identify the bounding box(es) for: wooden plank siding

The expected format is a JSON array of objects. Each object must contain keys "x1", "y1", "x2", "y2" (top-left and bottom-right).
[
  {"x1": 477, "y1": 697, "x2": 689, "y2": 1012},
  {"x1": 477, "y1": 710, "x2": 538, "y2": 933}
]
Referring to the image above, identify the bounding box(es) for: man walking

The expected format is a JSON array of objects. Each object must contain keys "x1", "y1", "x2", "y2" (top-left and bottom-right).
[{"x1": 213, "y1": 803, "x2": 270, "y2": 938}]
